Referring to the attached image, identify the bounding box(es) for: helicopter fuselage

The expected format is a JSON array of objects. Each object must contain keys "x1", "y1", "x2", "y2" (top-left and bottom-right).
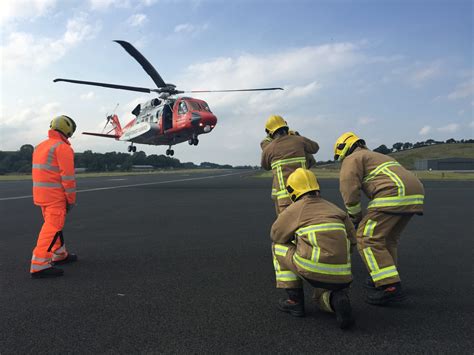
[{"x1": 118, "y1": 97, "x2": 217, "y2": 146}]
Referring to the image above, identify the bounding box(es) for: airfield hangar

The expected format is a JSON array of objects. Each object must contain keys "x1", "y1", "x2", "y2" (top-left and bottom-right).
[{"x1": 414, "y1": 158, "x2": 474, "y2": 171}]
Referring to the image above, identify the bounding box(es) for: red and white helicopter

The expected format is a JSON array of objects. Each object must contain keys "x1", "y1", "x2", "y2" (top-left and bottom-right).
[{"x1": 54, "y1": 40, "x2": 283, "y2": 155}]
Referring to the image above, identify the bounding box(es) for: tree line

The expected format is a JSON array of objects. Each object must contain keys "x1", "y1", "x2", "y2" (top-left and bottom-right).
[
  {"x1": 0, "y1": 145, "x2": 250, "y2": 174},
  {"x1": 373, "y1": 138, "x2": 473, "y2": 155}
]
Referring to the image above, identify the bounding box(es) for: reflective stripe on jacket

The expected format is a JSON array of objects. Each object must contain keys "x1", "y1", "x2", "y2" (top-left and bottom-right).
[
  {"x1": 261, "y1": 134, "x2": 319, "y2": 201},
  {"x1": 339, "y1": 148, "x2": 424, "y2": 214},
  {"x1": 271, "y1": 195, "x2": 356, "y2": 284},
  {"x1": 32, "y1": 130, "x2": 76, "y2": 206}
]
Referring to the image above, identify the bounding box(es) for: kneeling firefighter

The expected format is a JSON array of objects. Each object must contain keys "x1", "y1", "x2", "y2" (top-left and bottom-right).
[
  {"x1": 334, "y1": 132, "x2": 424, "y2": 305},
  {"x1": 30, "y1": 115, "x2": 79, "y2": 278},
  {"x1": 270, "y1": 168, "x2": 357, "y2": 329},
  {"x1": 261, "y1": 115, "x2": 319, "y2": 215}
]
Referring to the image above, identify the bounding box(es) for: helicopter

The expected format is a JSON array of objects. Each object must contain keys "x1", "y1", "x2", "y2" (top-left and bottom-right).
[{"x1": 54, "y1": 40, "x2": 283, "y2": 156}]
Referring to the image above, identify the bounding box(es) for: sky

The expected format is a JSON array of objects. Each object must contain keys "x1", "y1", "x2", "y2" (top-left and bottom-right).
[{"x1": 0, "y1": 0, "x2": 472, "y2": 165}]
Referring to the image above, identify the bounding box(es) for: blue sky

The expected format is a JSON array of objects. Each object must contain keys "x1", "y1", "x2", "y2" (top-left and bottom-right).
[{"x1": 1, "y1": 0, "x2": 472, "y2": 165}]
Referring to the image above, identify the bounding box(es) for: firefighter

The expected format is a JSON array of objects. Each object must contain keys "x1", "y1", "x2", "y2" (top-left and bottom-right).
[
  {"x1": 271, "y1": 168, "x2": 356, "y2": 329},
  {"x1": 30, "y1": 115, "x2": 78, "y2": 278},
  {"x1": 260, "y1": 127, "x2": 317, "y2": 167},
  {"x1": 261, "y1": 115, "x2": 319, "y2": 215},
  {"x1": 334, "y1": 132, "x2": 424, "y2": 305}
]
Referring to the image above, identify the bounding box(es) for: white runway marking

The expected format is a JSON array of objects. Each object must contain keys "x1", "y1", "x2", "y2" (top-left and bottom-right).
[
  {"x1": 108, "y1": 178, "x2": 127, "y2": 181},
  {"x1": 0, "y1": 171, "x2": 247, "y2": 201}
]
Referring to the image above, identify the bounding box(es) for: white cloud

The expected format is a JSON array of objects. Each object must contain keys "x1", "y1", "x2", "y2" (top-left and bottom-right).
[
  {"x1": 469, "y1": 121, "x2": 474, "y2": 128},
  {"x1": 0, "y1": 0, "x2": 56, "y2": 25},
  {"x1": 174, "y1": 23, "x2": 208, "y2": 36},
  {"x1": 89, "y1": 0, "x2": 129, "y2": 10},
  {"x1": 0, "y1": 13, "x2": 100, "y2": 71},
  {"x1": 357, "y1": 116, "x2": 376, "y2": 125},
  {"x1": 127, "y1": 13, "x2": 148, "y2": 27},
  {"x1": 182, "y1": 42, "x2": 364, "y2": 91},
  {"x1": 447, "y1": 79, "x2": 474, "y2": 100},
  {"x1": 419, "y1": 125, "x2": 432, "y2": 136},
  {"x1": 0, "y1": 101, "x2": 64, "y2": 149},
  {"x1": 80, "y1": 92, "x2": 95, "y2": 100},
  {"x1": 408, "y1": 61, "x2": 442, "y2": 88},
  {"x1": 437, "y1": 123, "x2": 459, "y2": 133},
  {"x1": 88, "y1": 0, "x2": 158, "y2": 11}
]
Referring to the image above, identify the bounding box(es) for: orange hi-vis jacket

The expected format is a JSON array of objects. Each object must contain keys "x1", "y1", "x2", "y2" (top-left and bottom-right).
[{"x1": 32, "y1": 130, "x2": 76, "y2": 206}]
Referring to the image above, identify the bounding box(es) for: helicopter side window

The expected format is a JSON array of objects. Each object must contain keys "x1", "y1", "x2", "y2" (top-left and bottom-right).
[{"x1": 178, "y1": 101, "x2": 188, "y2": 114}]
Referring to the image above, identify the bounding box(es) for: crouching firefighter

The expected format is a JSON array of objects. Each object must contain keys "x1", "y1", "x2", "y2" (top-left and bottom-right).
[
  {"x1": 334, "y1": 132, "x2": 424, "y2": 305},
  {"x1": 270, "y1": 168, "x2": 357, "y2": 329},
  {"x1": 261, "y1": 115, "x2": 319, "y2": 215},
  {"x1": 30, "y1": 115, "x2": 79, "y2": 278}
]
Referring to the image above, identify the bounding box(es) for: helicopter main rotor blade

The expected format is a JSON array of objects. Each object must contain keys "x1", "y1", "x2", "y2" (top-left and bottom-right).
[
  {"x1": 53, "y1": 78, "x2": 154, "y2": 93},
  {"x1": 114, "y1": 40, "x2": 167, "y2": 89},
  {"x1": 187, "y1": 87, "x2": 284, "y2": 93}
]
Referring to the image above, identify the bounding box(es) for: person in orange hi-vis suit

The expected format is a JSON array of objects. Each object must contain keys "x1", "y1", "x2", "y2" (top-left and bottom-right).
[{"x1": 30, "y1": 115, "x2": 78, "y2": 278}]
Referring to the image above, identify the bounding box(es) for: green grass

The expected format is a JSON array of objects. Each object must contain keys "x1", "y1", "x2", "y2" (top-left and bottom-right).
[
  {"x1": 0, "y1": 168, "x2": 230, "y2": 181},
  {"x1": 390, "y1": 143, "x2": 474, "y2": 169},
  {"x1": 255, "y1": 167, "x2": 474, "y2": 181}
]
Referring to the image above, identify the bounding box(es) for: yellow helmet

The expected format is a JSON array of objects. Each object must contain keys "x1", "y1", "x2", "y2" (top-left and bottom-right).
[
  {"x1": 265, "y1": 115, "x2": 288, "y2": 136},
  {"x1": 334, "y1": 132, "x2": 363, "y2": 161},
  {"x1": 286, "y1": 168, "x2": 320, "y2": 202},
  {"x1": 50, "y1": 115, "x2": 77, "y2": 138}
]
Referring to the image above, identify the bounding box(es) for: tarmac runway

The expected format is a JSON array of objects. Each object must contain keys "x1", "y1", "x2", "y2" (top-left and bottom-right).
[{"x1": 0, "y1": 171, "x2": 472, "y2": 353}]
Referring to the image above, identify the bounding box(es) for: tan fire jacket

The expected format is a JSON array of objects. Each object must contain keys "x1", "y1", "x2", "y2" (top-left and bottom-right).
[
  {"x1": 271, "y1": 195, "x2": 356, "y2": 284},
  {"x1": 261, "y1": 134, "x2": 319, "y2": 203},
  {"x1": 260, "y1": 131, "x2": 317, "y2": 168},
  {"x1": 340, "y1": 147, "x2": 424, "y2": 216}
]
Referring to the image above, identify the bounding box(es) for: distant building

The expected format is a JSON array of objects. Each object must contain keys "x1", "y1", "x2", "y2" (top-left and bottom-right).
[
  {"x1": 131, "y1": 165, "x2": 154, "y2": 171},
  {"x1": 414, "y1": 158, "x2": 474, "y2": 171}
]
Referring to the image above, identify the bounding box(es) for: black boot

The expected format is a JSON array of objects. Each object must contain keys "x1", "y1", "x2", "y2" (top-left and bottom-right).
[
  {"x1": 330, "y1": 290, "x2": 354, "y2": 329},
  {"x1": 31, "y1": 267, "x2": 64, "y2": 279},
  {"x1": 277, "y1": 288, "x2": 305, "y2": 317},
  {"x1": 366, "y1": 282, "x2": 406, "y2": 305},
  {"x1": 52, "y1": 253, "x2": 78, "y2": 266}
]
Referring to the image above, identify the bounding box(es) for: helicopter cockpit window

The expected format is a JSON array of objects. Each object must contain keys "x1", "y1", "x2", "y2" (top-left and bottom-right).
[
  {"x1": 186, "y1": 101, "x2": 199, "y2": 111},
  {"x1": 178, "y1": 101, "x2": 188, "y2": 114},
  {"x1": 201, "y1": 102, "x2": 211, "y2": 112}
]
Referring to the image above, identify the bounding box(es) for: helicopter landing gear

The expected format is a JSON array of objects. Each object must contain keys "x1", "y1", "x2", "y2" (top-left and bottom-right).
[
  {"x1": 188, "y1": 135, "x2": 199, "y2": 146},
  {"x1": 166, "y1": 145, "x2": 174, "y2": 156},
  {"x1": 128, "y1": 144, "x2": 137, "y2": 153}
]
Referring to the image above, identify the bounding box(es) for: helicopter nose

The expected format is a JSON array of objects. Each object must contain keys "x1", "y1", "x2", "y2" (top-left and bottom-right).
[
  {"x1": 197, "y1": 112, "x2": 217, "y2": 130},
  {"x1": 191, "y1": 112, "x2": 201, "y2": 126}
]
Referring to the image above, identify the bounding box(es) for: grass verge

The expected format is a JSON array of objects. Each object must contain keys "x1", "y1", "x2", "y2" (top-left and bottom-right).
[
  {"x1": 0, "y1": 169, "x2": 233, "y2": 181},
  {"x1": 255, "y1": 168, "x2": 474, "y2": 181}
]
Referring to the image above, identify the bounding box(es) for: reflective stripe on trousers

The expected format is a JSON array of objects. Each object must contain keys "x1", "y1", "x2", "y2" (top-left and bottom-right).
[{"x1": 273, "y1": 244, "x2": 300, "y2": 282}]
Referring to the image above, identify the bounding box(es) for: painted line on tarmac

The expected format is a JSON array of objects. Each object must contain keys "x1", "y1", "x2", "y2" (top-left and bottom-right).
[{"x1": 0, "y1": 171, "x2": 249, "y2": 201}]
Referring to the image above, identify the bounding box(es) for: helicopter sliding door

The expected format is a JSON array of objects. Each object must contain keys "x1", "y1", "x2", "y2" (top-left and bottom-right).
[{"x1": 162, "y1": 103, "x2": 173, "y2": 131}]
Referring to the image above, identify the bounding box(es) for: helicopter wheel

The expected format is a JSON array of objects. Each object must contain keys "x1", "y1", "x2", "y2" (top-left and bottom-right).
[
  {"x1": 132, "y1": 146, "x2": 137, "y2": 152},
  {"x1": 169, "y1": 149, "x2": 174, "y2": 156},
  {"x1": 127, "y1": 145, "x2": 132, "y2": 152},
  {"x1": 188, "y1": 139, "x2": 193, "y2": 145},
  {"x1": 193, "y1": 138, "x2": 199, "y2": 146}
]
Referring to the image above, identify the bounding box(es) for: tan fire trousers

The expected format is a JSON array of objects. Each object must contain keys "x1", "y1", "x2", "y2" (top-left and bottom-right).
[
  {"x1": 272, "y1": 243, "x2": 343, "y2": 313},
  {"x1": 357, "y1": 211, "x2": 413, "y2": 287}
]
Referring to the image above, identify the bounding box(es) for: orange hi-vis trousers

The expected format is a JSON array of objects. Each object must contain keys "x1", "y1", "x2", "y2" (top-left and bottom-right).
[{"x1": 30, "y1": 203, "x2": 69, "y2": 273}]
